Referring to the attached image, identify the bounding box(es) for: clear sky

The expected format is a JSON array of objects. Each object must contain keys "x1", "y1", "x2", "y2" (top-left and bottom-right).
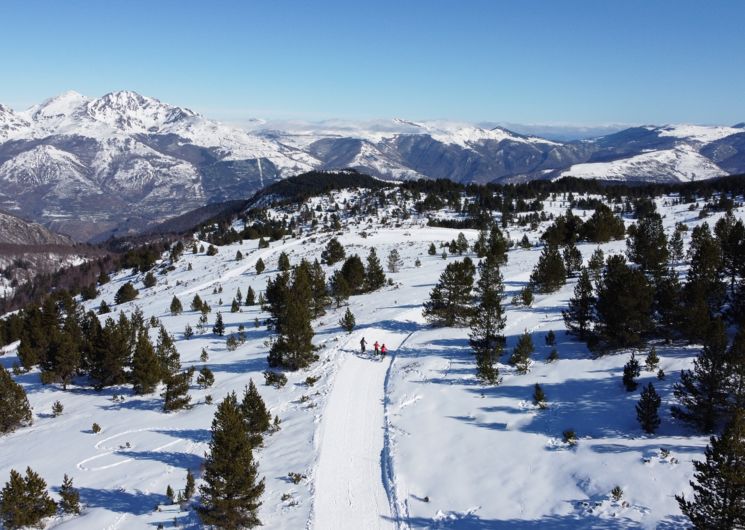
[{"x1": 1, "y1": 0, "x2": 743, "y2": 126}]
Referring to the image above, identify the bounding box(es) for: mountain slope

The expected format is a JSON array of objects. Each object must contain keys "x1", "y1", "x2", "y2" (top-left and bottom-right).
[{"x1": 0, "y1": 91, "x2": 743, "y2": 240}]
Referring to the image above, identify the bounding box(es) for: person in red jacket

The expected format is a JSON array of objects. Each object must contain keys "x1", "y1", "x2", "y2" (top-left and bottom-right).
[
  {"x1": 374, "y1": 341, "x2": 380, "y2": 355},
  {"x1": 380, "y1": 344, "x2": 387, "y2": 357}
]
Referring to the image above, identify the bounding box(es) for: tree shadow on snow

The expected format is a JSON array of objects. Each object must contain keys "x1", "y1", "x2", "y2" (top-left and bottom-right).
[
  {"x1": 153, "y1": 428, "x2": 211, "y2": 444},
  {"x1": 77, "y1": 487, "x2": 166, "y2": 516},
  {"x1": 119, "y1": 450, "x2": 203, "y2": 470},
  {"x1": 384, "y1": 512, "x2": 646, "y2": 529}
]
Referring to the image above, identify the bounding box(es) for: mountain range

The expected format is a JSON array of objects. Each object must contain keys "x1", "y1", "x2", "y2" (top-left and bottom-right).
[{"x1": 1, "y1": 90, "x2": 744, "y2": 241}]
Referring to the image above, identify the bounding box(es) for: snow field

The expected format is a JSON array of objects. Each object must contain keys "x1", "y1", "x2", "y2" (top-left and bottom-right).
[{"x1": 0, "y1": 189, "x2": 743, "y2": 528}]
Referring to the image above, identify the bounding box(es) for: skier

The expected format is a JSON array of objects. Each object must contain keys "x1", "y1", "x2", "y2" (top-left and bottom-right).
[
  {"x1": 360, "y1": 337, "x2": 366, "y2": 353},
  {"x1": 381, "y1": 344, "x2": 387, "y2": 357},
  {"x1": 374, "y1": 341, "x2": 380, "y2": 356}
]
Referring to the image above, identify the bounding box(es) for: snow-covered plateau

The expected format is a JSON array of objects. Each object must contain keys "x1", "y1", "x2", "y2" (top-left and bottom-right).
[{"x1": 1, "y1": 183, "x2": 742, "y2": 529}]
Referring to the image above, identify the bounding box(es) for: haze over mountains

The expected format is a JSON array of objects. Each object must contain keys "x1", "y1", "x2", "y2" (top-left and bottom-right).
[{"x1": 1, "y1": 90, "x2": 744, "y2": 241}]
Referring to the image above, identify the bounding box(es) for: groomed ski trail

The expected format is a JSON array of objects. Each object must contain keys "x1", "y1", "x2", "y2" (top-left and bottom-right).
[{"x1": 312, "y1": 329, "x2": 410, "y2": 530}]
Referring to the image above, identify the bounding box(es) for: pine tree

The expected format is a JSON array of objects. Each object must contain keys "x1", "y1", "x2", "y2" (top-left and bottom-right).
[
  {"x1": 0, "y1": 365, "x2": 32, "y2": 434},
  {"x1": 321, "y1": 238, "x2": 346, "y2": 265},
  {"x1": 340, "y1": 255, "x2": 366, "y2": 294},
  {"x1": 423, "y1": 258, "x2": 476, "y2": 327},
  {"x1": 563, "y1": 242, "x2": 582, "y2": 276},
  {"x1": 676, "y1": 409, "x2": 745, "y2": 529},
  {"x1": 545, "y1": 330, "x2": 556, "y2": 346},
  {"x1": 213, "y1": 312, "x2": 225, "y2": 336},
  {"x1": 236, "y1": 250, "x2": 243, "y2": 261},
  {"x1": 486, "y1": 224, "x2": 509, "y2": 264},
  {"x1": 595, "y1": 255, "x2": 654, "y2": 348},
  {"x1": 255, "y1": 258, "x2": 265, "y2": 275},
  {"x1": 672, "y1": 319, "x2": 730, "y2": 432},
  {"x1": 309, "y1": 259, "x2": 329, "y2": 317},
  {"x1": 587, "y1": 247, "x2": 605, "y2": 284},
  {"x1": 197, "y1": 366, "x2": 215, "y2": 389},
  {"x1": 59, "y1": 474, "x2": 81, "y2": 515},
  {"x1": 240, "y1": 380, "x2": 272, "y2": 446},
  {"x1": 562, "y1": 267, "x2": 595, "y2": 340},
  {"x1": 330, "y1": 270, "x2": 351, "y2": 307},
  {"x1": 530, "y1": 244, "x2": 567, "y2": 293},
  {"x1": 455, "y1": 232, "x2": 469, "y2": 255},
  {"x1": 387, "y1": 248, "x2": 402, "y2": 273},
  {"x1": 155, "y1": 325, "x2": 181, "y2": 380},
  {"x1": 364, "y1": 248, "x2": 386, "y2": 292},
  {"x1": 44, "y1": 329, "x2": 80, "y2": 390},
  {"x1": 428, "y1": 242, "x2": 437, "y2": 256},
  {"x1": 114, "y1": 282, "x2": 139, "y2": 304},
  {"x1": 231, "y1": 299, "x2": 240, "y2": 313},
  {"x1": 622, "y1": 354, "x2": 641, "y2": 391},
  {"x1": 339, "y1": 308, "x2": 355, "y2": 333},
  {"x1": 131, "y1": 331, "x2": 160, "y2": 394},
  {"x1": 469, "y1": 254, "x2": 505, "y2": 383},
  {"x1": 245, "y1": 286, "x2": 256, "y2": 306},
  {"x1": 646, "y1": 346, "x2": 660, "y2": 371},
  {"x1": 533, "y1": 383, "x2": 547, "y2": 409},
  {"x1": 278, "y1": 251, "x2": 290, "y2": 272},
  {"x1": 198, "y1": 393, "x2": 264, "y2": 529},
  {"x1": 0, "y1": 467, "x2": 56, "y2": 529},
  {"x1": 267, "y1": 265, "x2": 315, "y2": 370},
  {"x1": 191, "y1": 294, "x2": 204, "y2": 312},
  {"x1": 258, "y1": 237, "x2": 269, "y2": 249},
  {"x1": 143, "y1": 272, "x2": 157, "y2": 288},
  {"x1": 626, "y1": 213, "x2": 669, "y2": 276},
  {"x1": 185, "y1": 469, "x2": 196, "y2": 500},
  {"x1": 162, "y1": 369, "x2": 192, "y2": 412},
  {"x1": 167, "y1": 296, "x2": 182, "y2": 316},
  {"x1": 509, "y1": 331, "x2": 534, "y2": 374},
  {"x1": 636, "y1": 382, "x2": 661, "y2": 434}
]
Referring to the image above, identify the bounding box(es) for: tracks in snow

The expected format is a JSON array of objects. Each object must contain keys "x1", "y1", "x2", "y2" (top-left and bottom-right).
[{"x1": 312, "y1": 328, "x2": 413, "y2": 530}]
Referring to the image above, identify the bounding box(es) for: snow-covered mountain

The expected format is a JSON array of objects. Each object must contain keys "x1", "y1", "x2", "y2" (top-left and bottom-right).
[{"x1": 1, "y1": 90, "x2": 744, "y2": 240}]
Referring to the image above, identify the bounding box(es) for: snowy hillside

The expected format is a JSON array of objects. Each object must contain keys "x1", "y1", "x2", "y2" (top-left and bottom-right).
[
  {"x1": 1, "y1": 90, "x2": 743, "y2": 240},
  {"x1": 1, "y1": 181, "x2": 743, "y2": 529}
]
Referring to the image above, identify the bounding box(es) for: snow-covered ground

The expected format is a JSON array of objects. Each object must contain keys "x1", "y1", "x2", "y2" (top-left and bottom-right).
[{"x1": 0, "y1": 188, "x2": 742, "y2": 529}]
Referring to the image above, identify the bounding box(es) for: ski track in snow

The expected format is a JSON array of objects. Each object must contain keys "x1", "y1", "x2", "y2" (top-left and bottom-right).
[{"x1": 312, "y1": 326, "x2": 413, "y2": 530}]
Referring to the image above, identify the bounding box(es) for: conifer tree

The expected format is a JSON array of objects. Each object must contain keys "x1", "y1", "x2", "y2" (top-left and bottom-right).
[
  {"x1": 191, "y1": 294, "x2": 204, "y2": 312},
  {"x1": 278, "y1": 251, "x2": 290, "y2": 272},
  {"x1": 231, "y1": 299, "x2": 240, "y2": 313},
  {"x1": 155, "y1": 325, "x2": 181, "y2": 380},
  {"x1": 131, "y1": 331, "x2": 160, "y2": 395},
  {"x1": 0, "y1": 365, "x2": 32, "y2": 434},
  {"x1": 595, "y1": 255, "x2": 654, "y2": 348},
  {"x1": 533, "y1": 383, "x2": 547, "y2": 409},
  {"x1": 59, "y1": 474, "x2": 81, "y2": 515},
  {"x1": 562, "y1": 267, "x2": 595, "y2": 340},
  {"x1": 563, "y1": 242, "x2": 583, "y2": 276},
  {"x1": 387, "y1": 248, "x2": 403, "y2": 273},
  {"x1": 587, "y1": 247, "x2": 605, "y2": 284},
  {"x1": 162, "y1": 369, "x2": 192, "y2": 412},
  {"x1": 213, "y1": 312, "x2": 225, "y2": 336},
  {"x1": 545, "y1": 330, "x2": 556, "y2": 347},
  {"x1": 428, "y1": 242, "x2": 437, "y2": 256},
  {"x1": 168, "y1": 296, "x2": 182, "y2": 316},
  {"x1": 626, "y1": 213, "x2": 669, "y2": 276},
  {"x1": 98, "y1": 300, "x2": 111, "y2": 315},
  {"x1": 672, "y1": 319, "x2": 730, "y2": 432},
  {"x1": 509, "y1": 331, "x2": 534, "y2": 374},
  {"x1": 340, "y1": 255, "x2": 366, "y2": 294},
  {"x1": 364, "y1": 248, "x2": 386, "y2": 292},
  {"x1": 668, "y1": 227, "x2": 685, "y2": 265},
  {"x1": 185, "y1": 469, "x2": 196, "y2": 500},
  {"x1": 240, "y1": 380, "x2": 272, "y2": 446},
  {"x1": 143, "y1": 272, "x2": 157, "y2": 288},
  {"x1": 646, "y1": 347, "x2": 660, "y2": 371},
  {"x1": 43, "y1": 329, "x2": 80, "y2": 390},
  {"x1": 339, "y1": 308, "x2": 356, "y2": 333},
  {"x1": 197, "y1": 366, "x2": 215, "y2": 389},
  {"x1": 486, "y1": 224, "x2": 509, "y2": 264},
  {"x1": 321, "y1": 238, "x2": 346, "y2": 265},
  {"x1": 328, "y1": 270, "x2": 350, "y2": 308},
  {"x1": 636, "y1": 382, "x2": 661, "y2": 433},
  {"x1": 455, "y1": 232, "x2": 469, "y2": 255},
  {"x1": 676, "y1": 409, "x2": 745, "y2": 529},
  {"x1": 423, "y1": 258, "x2": 476, "y2": 327},
  {"x1": 267, "y1": 265, "x2": 315, "y2": 370},
  {"x1": 114, "y1": 282, "x2": 139, "y2": 304},
  {"x1": 0, "y1": 467, "x2": 56, "y2": 529},
  {"x1": 255, "y1": 258, "x2": 265, "y2": 275},
  {"x1": 198, "y1": 392, "x2": 264, "y2": 529},
  {"x1": 623, "y1": 354, "x2": 641, "y2": 391},
  {"x1": 245, "y1": 286, "x2": 256, "y2": 306},
  {"x1": 530, "y1": 244, "x2": 567, "y2": 293},
  {"x1": 235, "y1": 250, "x2": 243, "y2": 261},
  {"x1": 469, "y1": 254, "x2": 505, "y2": 383},
  {"x1": 309, "y1": 259, "x2": 329, "y2": 317}
]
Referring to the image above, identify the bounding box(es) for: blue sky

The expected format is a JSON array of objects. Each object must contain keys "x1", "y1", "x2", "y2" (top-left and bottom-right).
[{"x1": 1, "y1": 0, "x2": 743, "y2": 125}]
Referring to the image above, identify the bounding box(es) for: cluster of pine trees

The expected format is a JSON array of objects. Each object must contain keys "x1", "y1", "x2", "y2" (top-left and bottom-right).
[{"x1": 0, "y1": 469, "x2": 80, "y2": 529}]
